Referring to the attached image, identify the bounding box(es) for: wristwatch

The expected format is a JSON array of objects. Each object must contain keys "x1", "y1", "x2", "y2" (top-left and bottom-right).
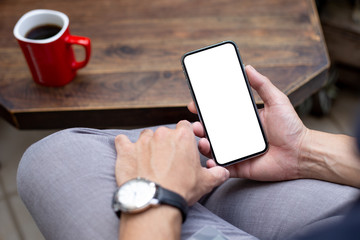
[{"x1": 112, "y1": 177, "x2": 188, "y2": 222}]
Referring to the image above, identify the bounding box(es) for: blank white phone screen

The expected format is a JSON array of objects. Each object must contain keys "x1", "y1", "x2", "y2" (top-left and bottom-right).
[{"x1": 183, "y1": 42, "x2": 266, "y2": 165}]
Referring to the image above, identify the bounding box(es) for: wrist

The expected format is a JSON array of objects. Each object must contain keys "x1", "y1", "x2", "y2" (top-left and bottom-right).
[
  {"x1": 299, "y1": 129, "x2": 360, "y2": 187},
  {"x1": 120, "y1": 205, "x2": 182, "y2": 239},
  {"x1": 298, "y1": 129, "x2": 325, "y2": 180},
  {"x1": 113, "y1": 177, "x2": 188, "y2": 222},
  {"x1": 121, "y1": 204, "x2": 182, "y2": 221}
]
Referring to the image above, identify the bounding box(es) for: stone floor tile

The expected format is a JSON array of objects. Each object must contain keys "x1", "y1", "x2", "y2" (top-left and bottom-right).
[
  {"x1": 0, "y1": 200, "x2": 20, "y2": 240},
  {"x1": 0, "y1": 118, "x2": 56, "y2": 194},
  {"x1": 10, "y1": 195, "x2": 45, "y2": 240},
  {"x1": 0, "y1": 178, "x2": 4, "y2": 199}
]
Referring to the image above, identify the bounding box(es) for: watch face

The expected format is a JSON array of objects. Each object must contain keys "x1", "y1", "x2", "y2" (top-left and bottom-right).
[{"x1": 114, "y1": 178, "x2": 157, "y2": 212}]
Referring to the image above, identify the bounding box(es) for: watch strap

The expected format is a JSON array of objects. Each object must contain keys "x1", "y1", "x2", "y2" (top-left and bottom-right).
[{"x1": 156, "y1": 186, "x2": 188, "y2": 223}]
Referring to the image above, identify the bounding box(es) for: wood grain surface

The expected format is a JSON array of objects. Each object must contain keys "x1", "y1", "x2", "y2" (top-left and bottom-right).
[{"x1": 0, "y1": 0, "x2": 329, "y2": 129}]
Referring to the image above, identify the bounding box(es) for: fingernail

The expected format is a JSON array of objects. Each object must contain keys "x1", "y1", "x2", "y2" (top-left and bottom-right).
[{"x1": 247, "y1": 65, "x2": 256, "y2": 72}]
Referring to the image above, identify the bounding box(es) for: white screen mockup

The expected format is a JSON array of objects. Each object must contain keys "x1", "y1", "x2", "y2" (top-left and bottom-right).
[{"x1": 183, "y1": 42, "x2": 267, "y2": 165}]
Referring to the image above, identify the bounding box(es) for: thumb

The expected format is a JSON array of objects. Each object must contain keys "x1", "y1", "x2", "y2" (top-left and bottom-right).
[
  {"x1": 205, "y1": 166, "x2": 230, "y2": 188},
  {"x1": 187, "y1": 166, "x2": 229, "y2": 205},
  {"x1": 245, "y1": 65, "x2": 287, "y2": 107}
]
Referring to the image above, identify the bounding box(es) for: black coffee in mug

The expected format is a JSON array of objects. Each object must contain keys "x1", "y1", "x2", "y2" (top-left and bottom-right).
[{"x1": 25, "y1": 24, "x2": 62, "y2": 40}]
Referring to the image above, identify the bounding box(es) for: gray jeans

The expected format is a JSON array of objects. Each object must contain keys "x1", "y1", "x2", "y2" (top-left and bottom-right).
[{"x1": 17, "y1": 126, "x2": 360, "y2": 240}]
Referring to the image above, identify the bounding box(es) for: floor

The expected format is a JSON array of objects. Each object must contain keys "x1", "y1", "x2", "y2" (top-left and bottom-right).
[{"x1": 0, "y1": 86, "x2": 359, "y2": 240}]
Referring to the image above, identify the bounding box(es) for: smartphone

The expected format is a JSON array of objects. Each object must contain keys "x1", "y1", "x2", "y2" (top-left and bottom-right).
[{"x1": 181, "y1": 41, "x2": 268, "y2": 166}]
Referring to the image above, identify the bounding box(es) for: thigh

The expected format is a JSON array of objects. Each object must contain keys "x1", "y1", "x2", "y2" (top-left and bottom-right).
[
  {"x1": 201, "y1": 178, "x2": 360, "y2": 240},
  {"x1": 17, "y1": 126, "x2": 255, "y2": 240}
]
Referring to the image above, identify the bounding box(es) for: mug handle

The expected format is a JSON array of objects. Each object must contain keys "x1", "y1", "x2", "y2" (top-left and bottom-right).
[{"x1": 65, "y1": 35, "x2": 91, "y2": 70}]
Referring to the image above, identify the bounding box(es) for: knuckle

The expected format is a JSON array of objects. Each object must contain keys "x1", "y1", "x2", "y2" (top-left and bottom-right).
[
  {"x1": 179, "y1": 119, "x2": 190, "y2": 125},
  {"x1": 178, "y1": 120, "x2": 192, "y2": 129},
  {"x1": 115, "y1": 135, "x2": 133, "y2": 152},
  {"x1": 263, "y1": 75, "x2": 271, "y2": 82},
  {"x1": 154, "y1": 126, "x2": 169, "y2": 138},
  {"x1": 140, "y1": 129, "x2": 153, "y2": 136},
  {"x1": 139, "y1": 129, "x2": 153, "y2": 139},
  {"x1": 115, "y1": 134, "x2": 125, "y2": 144}
]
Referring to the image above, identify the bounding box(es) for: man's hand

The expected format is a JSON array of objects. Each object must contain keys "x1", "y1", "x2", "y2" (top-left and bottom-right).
[
  {"x1": 114, "y1": 120, "x2": 229, "y2": 205},
  {"x1": 188, "y1": 65, "x2": 308, "y2": 181}
]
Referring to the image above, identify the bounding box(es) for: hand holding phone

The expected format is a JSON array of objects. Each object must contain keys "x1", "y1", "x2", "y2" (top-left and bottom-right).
[
  {"x1": 182, "y1": 41, "x2": 268, "y2": 166},
  {"x1": 184, "y1": 44, "x2": 314, "y2": 183}
]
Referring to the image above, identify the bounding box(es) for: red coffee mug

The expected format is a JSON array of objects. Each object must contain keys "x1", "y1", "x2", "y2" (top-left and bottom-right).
[{"x1": 13, "y1": 9, "x2": 91, "y2": 87}]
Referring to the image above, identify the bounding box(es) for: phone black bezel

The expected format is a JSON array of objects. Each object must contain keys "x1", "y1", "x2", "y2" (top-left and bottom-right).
[{"x1": 181, "y1": 40, "x2": 268, "y2": 166}]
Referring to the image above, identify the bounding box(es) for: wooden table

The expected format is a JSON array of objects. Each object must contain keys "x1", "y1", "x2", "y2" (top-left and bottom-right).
[{"x1": 0, "y1": 0, "x2": 329, "y2": 129}]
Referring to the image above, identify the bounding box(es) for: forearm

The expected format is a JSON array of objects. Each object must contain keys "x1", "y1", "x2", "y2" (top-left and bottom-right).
[
  {"x1": 119, "y1": 206, "x2": 182, "y2": 240},
  {"x1": 300, "y1": 129, "x2": 360, "y2": 188}
]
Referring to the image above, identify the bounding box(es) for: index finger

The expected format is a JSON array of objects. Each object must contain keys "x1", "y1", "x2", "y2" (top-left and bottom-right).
[{"x1": 114, "y1": 134, "x2": 133, "y2": 154}]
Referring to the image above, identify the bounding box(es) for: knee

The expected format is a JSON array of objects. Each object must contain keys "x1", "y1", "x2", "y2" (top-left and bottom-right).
[
  {"x1": 17, "y1": 129, "x2": 75, "y2": 201},
  {"x1": 17, "y1": 128, "x2": 104, "y2": 202},
  {"x1": 17, "y1": 128, "x2": 117, "y2": 203}
]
